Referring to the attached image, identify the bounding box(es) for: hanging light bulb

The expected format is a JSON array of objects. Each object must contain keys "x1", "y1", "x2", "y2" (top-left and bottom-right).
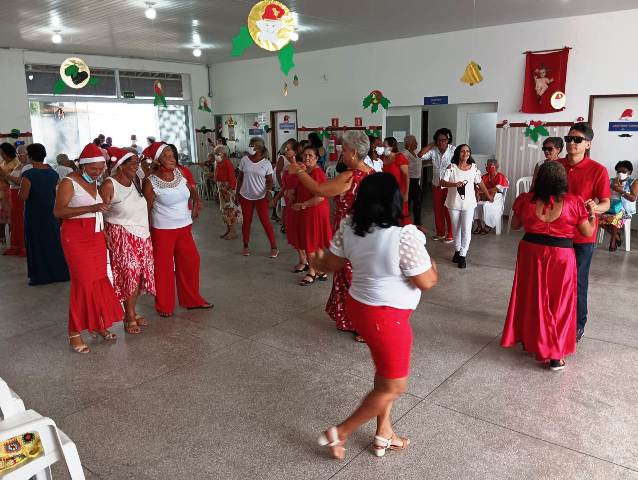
[
  {"x1": 51, "y1": 31, "x2": 62, "y2": 44},
  {"x1": 293, "y1": 75, "x2": 299, "y2": 87},
  {"x1": 145, "y1": 3, "x2": 157, "y2": 19},
  {"x1": 193, "y1": 48, "x2": 202, "y2": 58}
]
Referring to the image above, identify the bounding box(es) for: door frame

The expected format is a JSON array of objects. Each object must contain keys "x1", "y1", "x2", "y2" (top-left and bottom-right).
[
  {"x1": 270, "y1": 109, "x2": 298, "y2": 157},
  {"x1": 588, "y1": 93, "x2": 638, "y2": 122}
]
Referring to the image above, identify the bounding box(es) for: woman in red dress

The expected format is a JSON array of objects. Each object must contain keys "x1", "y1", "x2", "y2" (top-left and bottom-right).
[
  {"x1": 501, "y1": 162, "x2": 595, "y2": 371},
  {"x1": 291, "y1": 145, "x2": 332, "y2": 286},
  {"x1": 287, "y1": 130, "x2": 373, "y2": 339},
  {"x1": 381, "y1": 137, "x2": 411, "y2": 225},
  {"x1": 4, "y1": 145, "x2": 29, "y2": 256}
]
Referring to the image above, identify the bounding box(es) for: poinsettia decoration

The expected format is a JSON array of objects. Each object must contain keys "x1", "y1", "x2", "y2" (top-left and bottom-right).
[
  {"x1": 363, "y1": 90, "x2": 391, "y2": 113},
  {"x1": 365, "y1": 128, "x2": 382, "y2": 138},
  {"x1": 314, "y1": 128, "x2": 331, "y2": 139},
  {"x1": 524, "y1": 120, "x2": 549, "y2": 142},
  {"x1": 154, "y1": 81, "x2": 167, "y2": 108}
]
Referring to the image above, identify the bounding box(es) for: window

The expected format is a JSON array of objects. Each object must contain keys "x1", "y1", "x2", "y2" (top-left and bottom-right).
[
  {"x1": 25, "y1": 65, "x2": 117, "y2": 97},
  {"x1": 118, "y1": 71, "x2": 183, "y2": 99}
]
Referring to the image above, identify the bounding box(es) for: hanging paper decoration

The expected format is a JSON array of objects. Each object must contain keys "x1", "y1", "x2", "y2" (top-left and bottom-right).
[
  {"x1": 460, "y1": 61, "x2": 483, "y2": 86},
  {"x1": 524, "y1": 120, "x2": 550, "y2": 142},
  {"x1": 521, "y1": 47, "x2": 570, "y2": 113},
  {"x1": 550, "y1": 91, "x2": 566, "y2": 110},
  {"x1": 293, "y1": 74, "x2": 299, "y2": 87},
  {"x1": 501, "y1": 120, "x2": 510, "y2": 129},
  {"x1": 365, "y1": 129, "x2": 382, "y2": 138},
  {"x1": 283, "y1": 82, "x2": 288, "y2": 96},
  {"x1": 153, "y1": 80, "x2": 167, "y2": 107},
  {"x1": 231, "y1": 1, "x2": 298, "y2": 78},
  {"x1": 314, "y1": 128, "x2": 330, "y2": 139},
  {"x1": 362, "y1": 90, "x2": 391, "y2": 114},
  {"x1": 198, "y1": 96, "x2": 212, "y2": 112},
  {"x1": 9, "y1": 129, "x2": 21, "y2": 138},
  {"x1": 620, "y1": 109, "x2": 634, "y2": 121},
  {"x1": 53, "y1": 57, "x2": 100, "y2": 94}
]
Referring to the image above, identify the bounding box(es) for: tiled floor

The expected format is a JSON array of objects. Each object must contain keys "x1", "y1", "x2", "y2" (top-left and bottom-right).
[{"x1": 1, "y1": 201, "x2": 637, "y2": 479}]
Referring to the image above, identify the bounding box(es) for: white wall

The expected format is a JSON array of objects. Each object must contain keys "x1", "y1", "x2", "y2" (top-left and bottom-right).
[
  {"x1": 0, "y1": 49, "x2": 31, "y2": 133},
  {"x1": 211, "y1": 9, "x2": 638, "y2": 128}
]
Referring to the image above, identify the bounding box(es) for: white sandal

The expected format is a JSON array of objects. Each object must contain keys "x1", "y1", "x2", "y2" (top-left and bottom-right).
[
  {"x1": 373, "y1": 434, "x2": 410, "y2": 457},
  {"x1": 318, "y1": 426, "x2": 345, "y2": 460}
]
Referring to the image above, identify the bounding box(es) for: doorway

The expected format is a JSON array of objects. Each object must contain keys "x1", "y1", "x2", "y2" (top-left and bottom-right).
[
  {"x1": 270, "y1": 109, "x2": 298, "y2": 158},
  {"x1": 421, "y1": 110, "x2": 429, "y2": 149}
]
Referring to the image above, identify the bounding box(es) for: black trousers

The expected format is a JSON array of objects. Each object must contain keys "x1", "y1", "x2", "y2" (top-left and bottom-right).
[{"x1": 409, "y1": 178, "x2": 423, "y2": 226}]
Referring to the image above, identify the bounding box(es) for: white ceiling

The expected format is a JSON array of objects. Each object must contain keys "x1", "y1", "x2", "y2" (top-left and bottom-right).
[{"x1": 1, "y1": 0, "x2": 637, "y2": 64}]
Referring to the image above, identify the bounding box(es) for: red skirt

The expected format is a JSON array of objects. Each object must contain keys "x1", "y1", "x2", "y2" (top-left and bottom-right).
[
  {"x1": 4, "y1": 189, "x2": 26, "y2": 256},
  {"x1": 284, "y1": 205, "x2": 301, "y2": 248},
  {"x1": 61, "y1": 218, "x2": 123, "y2": 333},
  {"x1": 501, "y1": 240, "x2": 577, "y2": 360},
  {"x1": 105, "y1": 223, "x2": 156, "y2": 302},
  {"x1": 346, "y1": 295, "x2": 413, "y2": 379},
  {"x1": 293, "y1": 201, "x2": 332, "y2": 253}
]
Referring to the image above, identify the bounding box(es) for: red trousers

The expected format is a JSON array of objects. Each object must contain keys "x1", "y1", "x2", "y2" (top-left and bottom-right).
[
  {"x1": 239, "y1": 195, "x2": 277, "y2": 248},
  {"x1": 151, "y1": 225, "x2": 206, "y2": 314},
  {"x1": 432, "y1": 185, "x2": 453, "y2": 240},
  {"x1": 4, "y1": 189, "x2": 26, "y2": 256}
]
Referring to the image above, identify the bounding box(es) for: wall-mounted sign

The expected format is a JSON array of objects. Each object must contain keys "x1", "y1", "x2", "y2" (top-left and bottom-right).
[
  {"x1": 609, "y1": 122, "x2": 638, "y2": 132},
  {"x1": 424, "y1": 96, "x2": 448, "y2": 106},
  {"x1": 249, "y1": 128, "x2": 264, "y2": 135},
  {"x1": 354, "y1": 117, "x2": 363, "y2": 127},
  {"x1": 331, "y1": 118, "x2": 339, "y2": 128},
  {"x1": 122, "y1": 91, "x2": 136, "y2": 99},
  {"x1": 279, "y1": 122, "x2": 296, "y2": 130}
]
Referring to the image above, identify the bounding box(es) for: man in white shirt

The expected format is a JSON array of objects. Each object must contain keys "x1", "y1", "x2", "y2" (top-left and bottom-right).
[
  {"x1": 419, "y1": 128, "x2": 456, "y2": 242},
  {"x1": 403, "y1": 135, "x2": 424, "y2": 226}
]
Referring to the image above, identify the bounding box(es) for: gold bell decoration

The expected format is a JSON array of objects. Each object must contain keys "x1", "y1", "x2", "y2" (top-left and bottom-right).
[
  {"x1": 283, "y1": 82, "x2": 288, "y2": 96},
  {"x1": 460, "y1": 61, "x2": 483, "y2": 86}
]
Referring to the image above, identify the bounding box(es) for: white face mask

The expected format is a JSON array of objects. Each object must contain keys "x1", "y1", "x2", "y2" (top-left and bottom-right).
[
  {"x1": 215, "y1": 154, "x2": 222, "y2": 162},
  {"x1": 248, "y1": 147, "x2": 256, "y2": 156},
  {"x1": 375, "y1": 146, "x2": 385, "y2": 156},
  {"x1": 618, "y1": 172, "x2": 628, "y2": 181},
  {"x1": 384, "y1": 147, "x2": 393, "y2": 156}
]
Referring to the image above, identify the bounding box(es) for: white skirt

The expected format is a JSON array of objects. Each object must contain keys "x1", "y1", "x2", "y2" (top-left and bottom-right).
[{"x1": 474, "y1": 193, "x2": 505, "y2": 228}]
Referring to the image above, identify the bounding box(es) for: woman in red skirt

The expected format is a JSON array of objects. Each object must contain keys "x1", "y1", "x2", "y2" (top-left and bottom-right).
[
  {"x1": 501, "y1": 162, "x2": 595, "y2": 371},
  {"x1": 313, "y1": 173, "x2": 438, "y2": 460},
  {"x1": 287, "y1": 130, "x2": 374, "y2": 338},
  {"x1": 100, "y1": 147, "x2": 156, "y2": 335},
  {"x1": 54, "y1": 143, "x2": 123, "y2": 354},
  {"x1": 4, "y1": 145, "x2": 29, "y2": 256},
  {"x1": 381, "y1": 137, "x2": 411, "y2": 225},
  {"x1": 291, "y1": 145, "x2": 332, "y2": 286}
]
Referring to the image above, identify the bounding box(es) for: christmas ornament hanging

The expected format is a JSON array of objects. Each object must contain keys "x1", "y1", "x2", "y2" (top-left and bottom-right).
[
  {"x1": 153, "y1": 80, "x2": 167, "y2": 107},
  {"x1": 362, "y1": 90, "x2": 391, "y2": 114},
  {"x1": 198, "y1": 96, "x2": 212, "y2": 112},
  {"x1": 550, "y1": 91, "x2": 566, "y2": 110},
  {"x1": 293, "y1": 74, "x2": 299, "y2": 87},
  {"x1": 460, "y1": 61, "x2": 483, "y2": 85},
  {"x1": 283, "y1": 82, "x2": 288, "y2": 96},
  {"x1": 248, "y1": 1, "x2": 296, "y2": 52},
  {"x1": 524, "y1": 120, "x2": 549, "y2": 142},
  {"x1": 53, "y1": 57, "x2": 100, "y2": 94}
]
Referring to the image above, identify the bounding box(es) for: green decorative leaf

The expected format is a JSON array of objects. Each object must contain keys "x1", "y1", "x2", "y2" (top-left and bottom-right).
[
  {"x1": 53, "y1": 78, "x2": 66, "y2": 95},
  {"x1": 87, "y1": 76, "x2": 100, "y2": 86},
  {"x1": 537, "y1": 126, "x2": 550, "y2": 137},
  {"x1": 530, "y1": 130, "x2": 539, "y2": 142},
  {"x1": 524, "y1": 127, "x2": 532, "y2": 137},
  {"x1": 380, "y1": 97, "x2": 391, "y2": 109},
  {"x1": 371, "y1": 104, "x2": 379, "y2": 114},
  {"x1": 64, "y1": 64, "x2": 79, "y2": 77},
  {"x1": 362, "y1": 94, "x2": 373, "y2": 109},
  {"x1": 278, "y1": 43, "x2": 295, "y2": 76},
  {"x1": 231, "y1": 26, "x2": 254, "y2": 57},
  {"x1": 154, "y1": 94, "x2": 167, "y2": 108}
]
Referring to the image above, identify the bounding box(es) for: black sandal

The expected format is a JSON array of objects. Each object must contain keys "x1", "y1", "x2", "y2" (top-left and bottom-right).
[
  {"x1": 299, "y1": 274, "x2": 316, "y2": 286},
  {"x1": 316, "y1": 273, "x2": 328, "y2": 281},
  {"x1": 292, "y1": 264, "x2": 309, "y2": 273}
]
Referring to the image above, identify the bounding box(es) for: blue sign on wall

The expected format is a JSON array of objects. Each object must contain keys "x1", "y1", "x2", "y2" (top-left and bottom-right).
[
  {"x1": 424, "y1": 96, "x2": 449, "y2": 106},
  {"x1": 249, "y1": 128, "x2": 264, "y2": 135},
  {"x1": 279, "y1": 122, "x2": 296, "y2": 130},
  {"x1": 609, "y1": 122, "x2": 638, "y2": 132}
]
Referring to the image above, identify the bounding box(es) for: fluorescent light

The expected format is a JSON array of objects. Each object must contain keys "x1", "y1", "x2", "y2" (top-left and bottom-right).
[
  {"x1": 290, "y1": 31, "x2": 299, "y2": 41},
  {"x1": 192, "y1": 32, "x2": 201, "y2": 44},
  {"x1": 51, "y1": 31, "x2": 62, "y2": 44},
  {"x1": 192, "y1": 20, "x2": 199, "y2": 27},
  {"x1": 145, "y1": 3, "x2": 157, "y2": 19},
  {"x1": 193, "y1": 48, "x2": 202, "y2": 57}
]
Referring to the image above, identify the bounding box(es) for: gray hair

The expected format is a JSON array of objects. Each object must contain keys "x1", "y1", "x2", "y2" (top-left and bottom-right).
[
  {"x1": 404, "y1": 134, "x2": 417, "y2": 146},
  {"x1": 487, "y1": 157, "x2": 499, "y2": 168},
  {"x1": 249, "y1": 137, "x2": 269, "y2": 158},
  {"x1": 16, "y1": 145, "x2": 27, "y2": 155},
  {"x1": 214, "y1": 145, "x2": 230, "y2": 157},
  {"x1": 342, "y1": 130, "x2": 370, "y2": 160}
]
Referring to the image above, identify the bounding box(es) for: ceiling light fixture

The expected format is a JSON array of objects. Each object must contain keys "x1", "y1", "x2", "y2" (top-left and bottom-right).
[
  {"x1": 51, "y1": 31, "x2": 62, "y2": 44},
  {"x1": 193, "y1": 48, "x2": 202, "y2": 57},
  {"x1": 192, "y1": 19, "x2": 199, "y2": 27},
  {"x1": 192, "y1": 32, "x2": 201, "y2": 44},
  {"x1": 145, "y1": 3, "x2": 157, "y2": 20}
]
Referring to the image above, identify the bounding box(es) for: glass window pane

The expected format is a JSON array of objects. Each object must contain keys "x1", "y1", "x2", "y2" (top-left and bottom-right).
[
  {"x1": 118, "y1": 71, "x2": 183, "y2": 99},
  {"x1": 467, "y1": 112, "x2": 497, "y2": 156},
  {"x1": 26, "y1": 66, "x2": 116, "y2": 97}
]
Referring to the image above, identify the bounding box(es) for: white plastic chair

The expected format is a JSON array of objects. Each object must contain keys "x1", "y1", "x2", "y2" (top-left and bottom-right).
[
  {"x1": 597, "y1": 217, "x2": 632, "y2": 252},
  {"x1": 507, "y1": 176, "x2": 533, "y2": 234},
  {"x1": 495, "y1": 187, "x2": 508, "y2": 235},
  {"x1": 0, "y1": 378, "x2": 25, "y2": 420}
]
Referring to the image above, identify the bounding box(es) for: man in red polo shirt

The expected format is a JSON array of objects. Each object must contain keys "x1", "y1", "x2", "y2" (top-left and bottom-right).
[{"x1": 558, "y1": 123, "x2": 610, "y2": 342}]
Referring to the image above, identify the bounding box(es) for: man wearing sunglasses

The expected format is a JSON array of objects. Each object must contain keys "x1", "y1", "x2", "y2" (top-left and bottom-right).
[{"x1": 558, "y1": 123, "x2": 610, "y2": 342}]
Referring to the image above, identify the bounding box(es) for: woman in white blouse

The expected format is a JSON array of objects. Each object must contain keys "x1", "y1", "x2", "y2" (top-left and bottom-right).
[
  {"x1": 440, "y1": 144, "x2": 492, "y2": 268},
  {"x1": 313, "y1": 173, "x2": 437, "y2": 461},
  {"x1": 236, "y1": 137, "x2": 278, "y2": 258}
]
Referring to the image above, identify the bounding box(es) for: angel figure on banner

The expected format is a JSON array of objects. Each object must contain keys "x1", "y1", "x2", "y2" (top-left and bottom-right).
[{"x1": 534, "y1": 65, "x2": 554, "y2": 103}]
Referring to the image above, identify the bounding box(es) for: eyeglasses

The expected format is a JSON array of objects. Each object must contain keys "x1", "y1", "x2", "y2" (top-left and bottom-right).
[
  {"x1": 541, "y1": 147, "x2": 555, "y2": 152},
  {"x1": 564, "y1": 135, "x2": 590, "y2": 144}
]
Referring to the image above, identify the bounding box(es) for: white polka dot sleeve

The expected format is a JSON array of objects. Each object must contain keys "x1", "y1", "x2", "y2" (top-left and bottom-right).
[
  {"x1": 329, "y1": 216, "x2": 349, "y2": 258},
  {"x1": 399, "y1": 225, "x2": 432, "y2": 277}
]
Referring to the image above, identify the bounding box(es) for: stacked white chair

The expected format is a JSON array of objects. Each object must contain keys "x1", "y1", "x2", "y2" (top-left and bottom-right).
[
  {"x1": 0, "y1": 377, "x2": 85, "y2": 480},
  {"x1": 507, "y1": 176, "x2": 534, "y2": 234}
]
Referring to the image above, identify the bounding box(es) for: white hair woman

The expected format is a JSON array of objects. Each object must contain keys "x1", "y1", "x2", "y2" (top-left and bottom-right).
[
  {"x1": 214, "y1": 144, "x2": 241, "y2": 240},
  {"x1": 473, "y1": 158, "x2": 509, "y2": 234},
  {"x1": 287, "y1": 130, "x2": 374, "y2": 339}
]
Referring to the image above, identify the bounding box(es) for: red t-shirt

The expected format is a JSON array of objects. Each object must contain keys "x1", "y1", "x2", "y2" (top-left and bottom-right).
[
  {"x1": 513, "y1": 192, "x2": 588, "y2": 238},
  {"x1": 383, "y1": 153, "x2": 409, "y2": 195},
  {"x1": 214, "y1": 159, "x2": 237, "y2": 189},
  {"x1": 177, "y1": 165, "x2": 196, "y2": 187},
  {"x1": 557, "y1": 157, "x2": 610, "y2": 244},
  {"x1": 482, "y1": 172, "x2": 509, "y2": 190}
]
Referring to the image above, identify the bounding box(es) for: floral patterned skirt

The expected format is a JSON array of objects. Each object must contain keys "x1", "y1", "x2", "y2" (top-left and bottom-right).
[
  {"x1": 325, "y1": 261, "x2": 355, "y2": 331},
  {"x1": 105, "y1": 223, "x2": 156, "y2": 302},
  {"x1": 599, "y1": 211, "x2": 631, "y2": 228},
  {"x1": 218, "y1": 183, "x2": 242, "y2": 226}
]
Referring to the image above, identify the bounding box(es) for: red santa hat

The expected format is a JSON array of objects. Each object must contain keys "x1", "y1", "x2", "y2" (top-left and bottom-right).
[
  {"x1": 262, "y1": 3, "x2": 284, "y2": 20},
  {"x1": 142, "y1": 141, "x2": 169, "y2": 161},
  {"x1": 79, "y1": 143, "x2": 106, "y2": 165},
  {"x1": 107, "y1": 146, "x2": 135, "y2": 170}
]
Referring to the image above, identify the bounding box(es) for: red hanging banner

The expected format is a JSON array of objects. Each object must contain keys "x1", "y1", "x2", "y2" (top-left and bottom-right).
[{"x1": 521, "y1": 47, "x2": 570, "y2": 114}]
